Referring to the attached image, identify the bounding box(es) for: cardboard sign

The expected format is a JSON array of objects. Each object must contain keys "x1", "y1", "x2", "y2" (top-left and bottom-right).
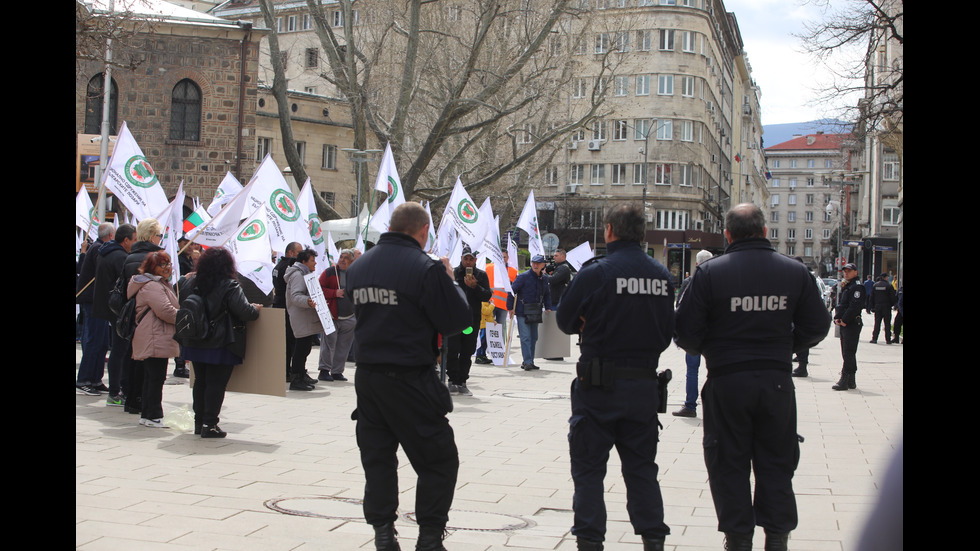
[
  {"x1": 190, "y1": 307, "x2": 287, "y2": 397},
  {"x1": 535, "y1": 311, "x2": 572, "y2": 359}
]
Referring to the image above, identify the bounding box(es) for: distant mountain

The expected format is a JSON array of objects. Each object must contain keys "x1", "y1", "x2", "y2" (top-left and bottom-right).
[{"x1": 762, "y1": 119, "x2": 852, "y2": 149}]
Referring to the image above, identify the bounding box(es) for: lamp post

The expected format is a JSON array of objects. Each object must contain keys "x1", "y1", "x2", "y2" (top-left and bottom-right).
[{"x1": 341, "y1": 148, "x2": 382, "y2": 239}]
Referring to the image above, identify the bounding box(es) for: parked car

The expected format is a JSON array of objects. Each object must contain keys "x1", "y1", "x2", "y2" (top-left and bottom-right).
[{"x1": 813, "y1": 274, "x2": 833, "y2": 310}]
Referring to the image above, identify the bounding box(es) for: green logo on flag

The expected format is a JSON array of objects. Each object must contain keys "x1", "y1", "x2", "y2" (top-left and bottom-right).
[
  {"x1": 270, "y1": 189, "x2": 300, "y2": 222},
  {"x1": 309, "y1": 215, "x2": 323, "y2": 245},
  {"x1": 457, "y1": 199, "x2": 479, "y2": 224},
  {"x1": 124, "y1": 156, "x2": 158, "y2": 188},
  {"x1": 239, "y1": 220, "x2": 266, "y2": 241},
  {"x1": 386, "y1": 176, "x2": 399, "y2": 203}
]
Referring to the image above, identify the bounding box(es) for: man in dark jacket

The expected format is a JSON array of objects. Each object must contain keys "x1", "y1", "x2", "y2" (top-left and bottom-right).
[
  {"x1": 91, "y1": 223, "x2": 136, "y2": 404},
  {"x1": 834, "y1": 263, "x2": 865, "y2": 390},
  {"x1": 345, "y1": 202, "x2": 470, "y2": 551},
  {"x1": 272, "y1": 242, "x2": 301, "y2": 380},
  {"x1": 76, "y1": 222, "x2": 116, "y2": 396},
  {"x1": 675, "y1": 204, "x2": 831, "y2": 551},
  {"x1": 446, "y1": 246, "x2": 492, "y2": 395},
  {"x1": 870, "y1": 273, "x2": 897, "y2": 344},
  {"x1": 546, "y1": 248, "x2": 574, "y2": 306}
]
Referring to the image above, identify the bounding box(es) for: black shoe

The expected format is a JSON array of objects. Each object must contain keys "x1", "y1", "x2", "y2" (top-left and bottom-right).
[
  {"x1": 530, "y1": 363, "x2": 540, "y2": 370},
  {"x1": 672, "y1": 407, "x2": 696, "y2": 418},
  {"x1": 289, "y1": 380, "x2": 314, "y2": 391},
  {"x1": 318, "y1": 371, "x2": 334, "y2": 381},
  {"x1": 763, "y1": 530, "x2": 789, "y2": 551},
  {"x1": 201, "y1": 425, "x2": 227, "y2": 438},
  {"x1": 576, "y1": 538, "x2": 604, "y2": 551},
  {"x1": 416, "y1": 526, "x2": 447, "y2": 551},
  {"x1": 332, "y1": 374, "x2": 348, "y2": 381},
  {"x1": 642, "y1": 536, "x2": 665, "y2": 551},
  {"x1": 93, "y1": 383, "x2": 110, "y2": 392},
  {"x1": 521, "y1": 363, "x2": 533, "y2": 371},
  {"x1": 724, "y1": 532, "x2": 753, "y2": 551},
  {"x1": 792, "y1": 367, "x2": 808, "y2": 377},
  {"x1": 373, "y1": 522, "x2": 400, "y2": 551},
  {"x1": 848, "y1": 373, "x2": 856, "y2": 389},
  {"x1": 544, "y1": 357, "x2": 563, "y2": 361},
  {"x1": 832, "y1": 372, "x2": 852, "y2": 391},
  {"x1": 870, "y1": 339, "x2": 878, "y2": 344},
  {"x1": 474, "y1": 356, "x2": 492, "y2": 364},
  {"x1": 173, "y1": 366, "x2": 190, "y2": 378},
  {"x1": 304, "y1": 374, "x2": 318, "y2": 385}
]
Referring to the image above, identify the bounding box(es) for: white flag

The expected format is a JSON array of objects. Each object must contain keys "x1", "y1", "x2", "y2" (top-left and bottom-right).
[
  {"x1": 326, "y1": 230, "x2": 340, "y2": 267},
  {"x1": 102, "y1": 121, "x2": 169, "y2": 223},
  {"x1": 435, "y1": 206, "x2": 457, "y2": 257},
  {"x1": 517, "y1": 190, "x2": 544, "y2": 258},
  {"x1": 226, "y1": 204, "x2": 274, "y2": 268},
  {"x1": 507, "y1": 236, "x2": 518, "y2": 270},
  {"x1": 354, "y1": 234, "x2": 365, "y2": 255},
  {"x1": 373, "y1": 142, "x2": 404, "y2": 213},
  {"x1": 75, "y1": 188, "x2": 100, "y2": 241},
  {"x1": 183, "y1": 203, "x2": 211, "y2": 240},
  {"x1": 369, "y1": 200, "x2": 391, "y2": 235},
  {"x1": 207, "y1": 172, "x2": 243, "y2": 217},
  {"x1": 242, "y1": 155, "x2": 304, "y2": 254},
  {"x1": 423, "y1": 201, "x2": 438, "y2": 254},
  {"x1": 154, "y1": 182, "x2": 186, "y2": 281},
  {"x1": 445, "y1": 177, "x2": 488, "y2": 248},
  {"x1": 297, "y1": 178, "x2": 326, "y2": 263},
  {"x1": 239, "y1": 261, "x2": 274, "y2": 296}
]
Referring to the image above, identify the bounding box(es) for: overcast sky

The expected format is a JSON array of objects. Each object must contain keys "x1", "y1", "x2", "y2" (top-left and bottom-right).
[{"x1": 724, "y1": 0, "x2": 862, "y2": 126}]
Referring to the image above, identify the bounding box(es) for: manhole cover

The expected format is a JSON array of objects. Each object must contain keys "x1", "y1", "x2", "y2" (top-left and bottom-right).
[
  {"x1": 407, "y1": 509, "x2": 533, "y2": 532},
  {"x1": 498, "y1": 391, "x2": 569, "y2": 401},
  {"x1": 265, "y1": 496, "x2": 363, "y2": 520}
]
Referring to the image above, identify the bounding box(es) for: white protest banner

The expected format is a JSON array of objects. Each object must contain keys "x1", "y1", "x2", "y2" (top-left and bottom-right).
[
  {"x1": 75, "y1": 188, "x2": 100, "y2": 241},
  {"x1": 297, "y1": 178, "x2": 326, "y2": 268},
  {"x1": 102, "y1": 121, "x2": 170, "y2": 222},
  {"x1": 565, "y1": 241, "x2": 595, "y2": 271},
  {"x1": 374, "y1": 142, "x2": 404, "y2": 212},
  {"x1": 242, "y1": 154, "x2": 303, "y2": 254},
  {"x1": 304, "y1": 272, "x2": 336, "y2": 336},
  {"x1": 207, "y1": 172, "x2": 243, "y2": 217},
  {"x1": 486, "y1": 322, "x2": 508, "y2": 366},
  {"x1": 445, "y1": 177, "x2": 489, "y2": 249},
  {"x1": 516, "y1": 190, "x2": 544, "y2": 258}
]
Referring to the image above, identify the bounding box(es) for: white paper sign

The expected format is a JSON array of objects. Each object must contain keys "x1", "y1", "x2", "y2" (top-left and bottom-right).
[
  {"x1": 486, "y1": 322, "x2": 507, "y2": 366},
  {"x1": 304, "y1": 272, "x2": 336, "y2": 335}
]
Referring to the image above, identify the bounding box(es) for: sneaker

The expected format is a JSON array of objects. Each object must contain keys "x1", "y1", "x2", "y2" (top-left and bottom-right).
[
  {"x1": 318, "y1": 371, "x2": 334, "y2": 382},
  {"x1": 331, "y1": 374, "x2": 348, "y2": 382},
  {"x1": 201, "y1": 425, "x2": 227, "y2": 438},
  {"x1": 303, "y1": 374, "x2": 319, "y2": 385},
  {"x1": 173, "y1": 366, "x2": 190, "y2": 378},
  {"x1": 672, "y1": 407, "x2": 697, "y2": 418},
  {"x1": 139, "y1": 418, "x2": 169, "y2": 428},
  {"x1": 474, "y1": 356, "x2": 492, "y2": 364},
  {"x1": 106, "y1": 395, "x2": 124, "y2": 407},
  {"x1": 76, "y1": 384, "x2": 100, "y2": 396},
  {"x1": 456, "y1": 384, "x2": 472, "y2": 396},
  {"x1": 93, "y1": 383, "x2": 110, "y2": 392},
  {"x1": 447, "y1": 383, "x2": 459, "y2": 394}
]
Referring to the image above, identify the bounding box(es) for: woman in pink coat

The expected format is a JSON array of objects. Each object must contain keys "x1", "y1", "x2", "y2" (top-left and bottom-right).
[{"x1": 128, "y1": 251, "x2": 180, "y2": 428}]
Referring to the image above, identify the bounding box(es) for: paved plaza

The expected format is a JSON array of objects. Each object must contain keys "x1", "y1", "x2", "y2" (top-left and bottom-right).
[{"x1": 76, "y1": 322, "x2": 903, "y2": 550}]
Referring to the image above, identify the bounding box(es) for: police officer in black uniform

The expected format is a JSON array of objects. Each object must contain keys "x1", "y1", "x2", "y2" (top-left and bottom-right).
[
  {"x1": 345, "y1": 202, "x2": 471, "y2": 551},
  {"x1": 272, "y1": 242, "x2": 301, "y2": 381},
  {"x1": 675, "y1": 204, "x2": 831, "y2": 551},
  {"x1": 870, "y1": 273, "x2": 896, "y2": 344},
  {"x1": 834, "y1": 263, "x2": 864, "y2": 390},
  {"x1": 557, "y1": 203, "x2": 674, "y2": 551}
]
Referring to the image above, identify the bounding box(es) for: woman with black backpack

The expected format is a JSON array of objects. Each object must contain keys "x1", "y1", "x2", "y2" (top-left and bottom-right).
[{"x1": 177, "y1": 247, "x2": 261, "y2": 438}]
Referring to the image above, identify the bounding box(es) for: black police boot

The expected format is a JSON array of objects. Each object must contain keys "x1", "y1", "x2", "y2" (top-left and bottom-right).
[
  {"x1": 415, "y1": 526, "x2": 447, "y2": 551},
  {"x1": 832, "y1": 372, "x2": 849, "y2": 391},
  {"x1": 642, "y1": 535, "x2": 665, "y2": 551},
  {"x1": 848, "y1": 372, "x2": 856, "y2": 389},
  {"x1": 373, "y1": 522, "x2": 400, "y2": 551},
  {"x1": 576, "y1": 537, "x2": 604, "y2": 551},
  {"x1": 764, "y1": 530, "x2": 789, "y2": 551},
  {"x1": 791, "y1": 365, "x2": 808, "y2": 377},
  {"x1": 724, "y1": 532, "x2": 753, "y2": 551}
]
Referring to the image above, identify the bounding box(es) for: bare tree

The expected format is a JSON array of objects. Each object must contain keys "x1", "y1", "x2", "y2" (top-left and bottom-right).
[
  {"x1": 257, "y1": 0, "x2": 343, "y2": 221},
  {"x1": 797, "y1": 0, "x2": 903, "y2": 142},
  {"x1": 76, "y1": 0, "x2": 155, "y2": 75},
  {"x1": 302, "y1": 0, "x2": 612, "y2": 209}
]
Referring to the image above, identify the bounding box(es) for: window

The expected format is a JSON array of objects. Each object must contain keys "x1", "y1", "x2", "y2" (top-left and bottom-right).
[
  {"x1": 882, "y1": 205, "x2": 900, "y2": 225},
  {"x1": 656, "y1": 210, "x2": 688, "y2": 230},
  {"x1": 592, "y1": 119, "x2": 606, "y2": 141},
  {"x1": 304, "y1": 86, "x2": 317, "y2": 94},
  {"x1": 615, "y1": 32, "x2": 630, "y2": 52},
  {"x1": 790, "y1": 159, "x2": 797, "y2": 168},
  {"x1": 287, "y1": 15, "x2": 296, "y2": 32},
  {"x1": 569, "y1": 164, "x2": 584, "y2": 186},
  {"x1": 804, "y1": 245, "x2": 813, "y2": 257},
  {"x1": 611, "y1": 164, "x2": 627, "y2": 185},
  {"x1": 805, "y1": 210, "x2": 814, "y2": 222},
  {"x1": 659, "y1": 29, "x2": 674, "y2": 51},
  {"x1": 305, "y1": 48, "x2": 318, "y2": 68},
  {"x1": 546, "y1": 165, "x2": 560, "y2": 187},
  {"x1": 634, "y1": 119, "x2": 650, "y2": 140},
  {"x1": 572, "y1": 78, "x2": 588, "y2": 98},
  {"x1": 787, "y1": 211, "x2": 796, "y2": 222},
  {"x1": 770, "y1": 228, "x2": 778, "y2": 240},
  {"x1": 654, "y1": 163, "x2": 671, "y2": 185},
  {"x1": 320, "y1": 191, "x2": 335, "y2": 207},
  {"x1": 637, "y1": 30, "x2": 652, "y2": 51},
  {"x1": 256, "y1": 137, "x2": 272, "y2": 161},
  {"x1": 656, "y1": 119, "x2": 672, "y2": 140},
  {"x1": 275, "y1": 17, "x2": 282, "y2": 32},
  {"x1": 787, "y1": 228, "x2": 796, "y2": 240},
  {"x1": 635, "y1": 75, "x2": 650, "y2": 96},
  {"x1": 806, "y1": 177, "x2": 815, "y2": 187},
  {"x1": 681, "y1": 75, "x2": 695, "y2": 97},
  {"x1": 772, "y1": 160, "x2": 780, "y2": 168},
  {"x1": 789, "y1": 178, "x2": 797, "y2": 188},
  {"x1": 786, "y1": 244, "x2": 795, "y2": 256},
  {"x1": 84, "y1": 74, "x2": 118, "y2": 135},
  {"x1": 595, "y1": 33, "x2": 609, "y2": 54},
  {"x1": 332, "y1": 10, "x2": 344, "y2": 27},
  {"x1": 805, "y1": 228, "x2": 813, "y2": 239},
  {"x1": 614, "y1": 76, "x2": 629, "y2": 97},
  {"x1": 883, "y1": 153, "x2": 900, "y2": 180},
  {"x1": 302, "y1": 14, "x2": 311, "y2": 30},
  {"x1": 322, "y1": 144, "x2": 337, "y2": 169},
  {"x1": 169, "y1": 79, "x2": 201, "y2": 141},
  {"x1": 448, "y1": 4, "x2": 461, "y2": 21},
  {"x1": 681, "y1": 120, "x2": 693, "y2": 142},
  {"x1": 591, "y1": 164, "x2": 605, "y2": 185},
  {"x1": 658, "y1": 74, "x2": 673, "y2": 95},
  {"x1": 679, "y1": 164, "x2": 694, "y2": 186},
  {"x1": 520, "y1": 123, "x2": 536, "y2": 144},
  {"x1": 613, "y1": 120, "x2": 629, "y2": 141},
  {"x1": 823, "y1": 229, "x2": 832, "y2": 239},
  {"x1": 770, "y1": 210, "x2": 779, "y2": 222},
  {"x1": 682, "y1": 31, "x2": 696, "y2": 52},
  {"x1": 296, "y1": 141, "x2": 306, "y2": 165},
  {"x1": 825, "y1": 159, "x2": 833, "y2": 168},
  {"x1": 573, "y1": 37, "x2": 586, "y2": 55},
  {"x1": 633, "y1": 163, "x2": 647, "y2": 185},
  {"x1": 806, "y1": 194, "x2": 815, "y2": 205},
  {"x1": 771, "y1": 194, "x2": 779, "y2": 207},
  {"x1": 771, "y1": 179, "x2": 780, "y2": 188},
  {"x1": 807, "y1": 159, "x2": 815, "y2": 168},
  {"x1": 788, "y1": 194, "x2": 797, "y2": 205}
]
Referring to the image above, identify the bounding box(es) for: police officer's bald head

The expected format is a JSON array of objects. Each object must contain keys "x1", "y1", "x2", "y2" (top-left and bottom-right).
[
  {"x1": 389, "y1": 202, "x2": 430, "y2": 246},
  {"x1": 725, "y1": 203, "x2": 767, "y2": 242}
]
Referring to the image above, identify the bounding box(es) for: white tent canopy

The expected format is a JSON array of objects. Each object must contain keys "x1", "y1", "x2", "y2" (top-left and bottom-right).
[{"x1": 320, "y1": 204, "x2": 382, "y2": 244}]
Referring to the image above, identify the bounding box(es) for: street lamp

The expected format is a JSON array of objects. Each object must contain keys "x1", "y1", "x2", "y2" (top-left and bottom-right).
[{"x1": 341, "y1": 148, "x2": 382, "y2": 239}]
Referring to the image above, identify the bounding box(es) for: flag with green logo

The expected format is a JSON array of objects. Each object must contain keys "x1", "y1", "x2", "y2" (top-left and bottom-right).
[
  {"x1": 75, "y1": 188, "x2": 99, "y2": 241},
  {"x1": 517, "y1": 190, "x2": 544, "y2": 258},
  {"x1": 445, "y1": 177, "x2": 489, "y2": 249},
  {"x1": 101, "y1": 121, "x2": 169, "y2": 223}
]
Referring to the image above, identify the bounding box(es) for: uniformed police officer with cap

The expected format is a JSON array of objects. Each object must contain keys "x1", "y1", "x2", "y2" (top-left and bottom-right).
[
  {"x1": 834, "y1": 262, "x2": 864, "y2": 390},
  {"x1": 345, "y1": 202, "x2": 471, "y2": 551},
  {"x1": 557, "y1": 202, "x2": 675, "y2": 551},
  {"x1": 674, "y1": 203, "x2": 831, "y2": 551}
]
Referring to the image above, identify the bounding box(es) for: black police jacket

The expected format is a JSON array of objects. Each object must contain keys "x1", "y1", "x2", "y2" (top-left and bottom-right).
[
  {"x1": 871, "y1": 279, "x2": 896, "y2": 309},
  {"x1": 674, "y1": 238, "x2": 831, "y2": 377},
  {"x1": 835, "y1": 278, "x2": 865, "y2": 325},
  {"x1": 556, "y1": 240, "x2": 675, "y2": 365},
  {"x1": 345, "y1": 232, "x2": 471, "y2": 367}
]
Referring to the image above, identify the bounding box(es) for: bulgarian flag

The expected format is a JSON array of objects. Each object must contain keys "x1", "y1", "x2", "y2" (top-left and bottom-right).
[{"x1": 183, "y1": 203, "x2": 211, "y2": 236}]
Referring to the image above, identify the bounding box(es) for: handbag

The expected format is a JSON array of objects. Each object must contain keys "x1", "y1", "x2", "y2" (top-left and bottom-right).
[{"x1": 523, "y1": 301, "x2": 543, "y2": 324}]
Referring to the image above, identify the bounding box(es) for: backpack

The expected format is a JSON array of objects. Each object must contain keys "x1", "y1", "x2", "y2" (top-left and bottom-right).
[
  {"x1": 115, "y1": 294, "x2": 150, "y2": 340},
  {"x1": 107, "y1": 272, "x2": 129, "y2": 317},
  {"x1": 174, "y1": 290, "x2": 227, "y2": 344}
]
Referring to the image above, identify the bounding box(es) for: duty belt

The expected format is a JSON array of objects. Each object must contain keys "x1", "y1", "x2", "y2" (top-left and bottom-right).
[{"x1": 576, "y1": 358, "x2": 658, "y2": 390}]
